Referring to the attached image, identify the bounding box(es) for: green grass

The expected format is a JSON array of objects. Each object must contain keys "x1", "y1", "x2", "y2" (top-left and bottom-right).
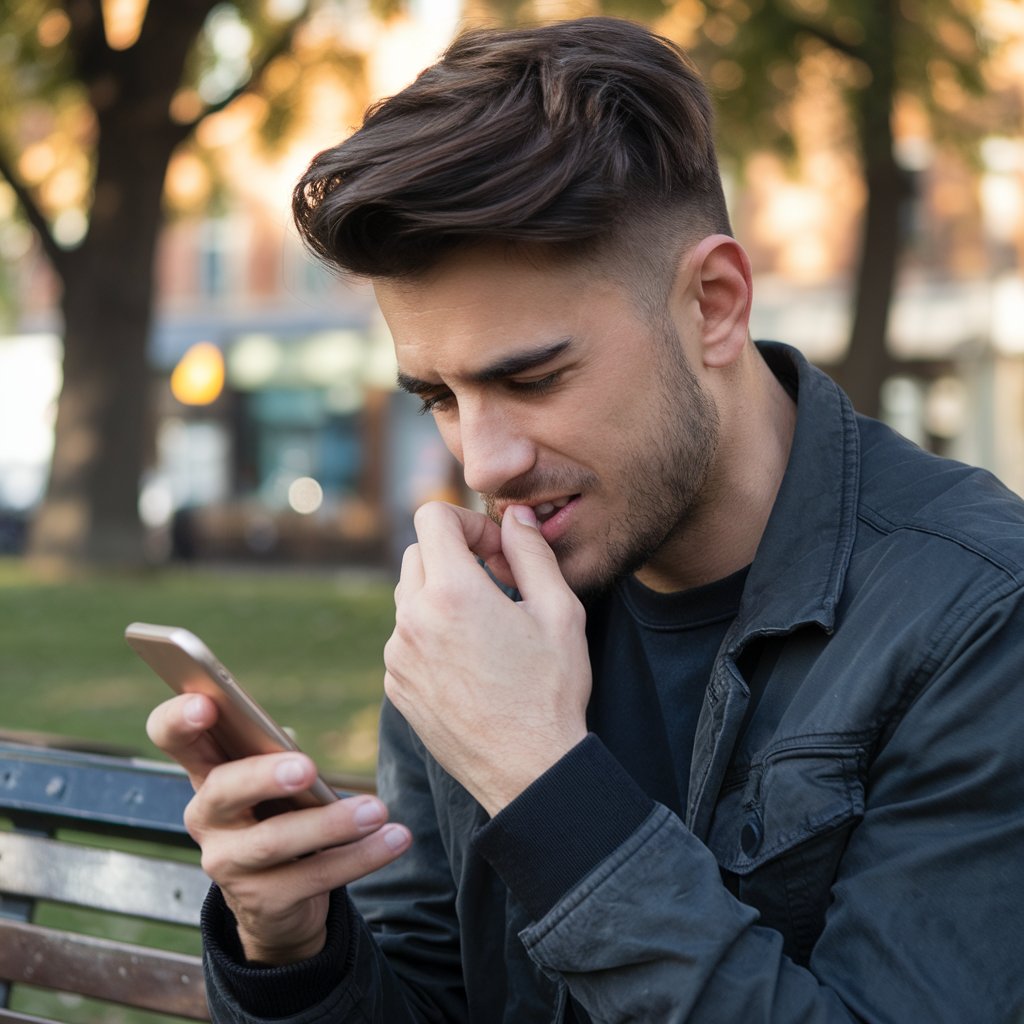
[
  {"x1": 0, "y1": 559, "x2": 396, "y2": 775},
  {"x1": 0, "y1": 558, "x2": 397, "y2": 1023}
]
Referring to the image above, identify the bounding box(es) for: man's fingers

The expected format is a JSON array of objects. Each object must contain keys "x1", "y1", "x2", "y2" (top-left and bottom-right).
[
  {"x1": 412, "y1": 501, "x2": 504, "y2": 579},
  {"x1": 200, "y1": 790, "x2": 406, "y2": 874},
  {"x1": 146, "y1": 693, "x2": 226, "y2": 791},
  {"x1": 186, "y1": 751, "x2": 323, "y2": 829},
  {"x1": 213, "y1": 819, "x2": 412, "y2": 917},
  {"x1": 281, "y1": 823, "x2": 411, "y2": 893},
  {"x1": 499, "y1": 504, "x2": 573, "y2": 606},
  {"x1": 395, "y1": 542, "x2": 425, "y2": 606}
]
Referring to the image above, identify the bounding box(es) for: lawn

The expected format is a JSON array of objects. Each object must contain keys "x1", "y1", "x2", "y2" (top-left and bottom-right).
[
  {"x1": 0, "y1": 558, "x2": 397, "y2": 1024},
  {"x1": 0, "y1": 559, "x2": 397, "y2": 776}
]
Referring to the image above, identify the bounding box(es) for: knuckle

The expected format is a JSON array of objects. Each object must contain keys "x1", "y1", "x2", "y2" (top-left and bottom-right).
[
  {"x1": 301, "y1": 851, "x2": 343, "y2": 894},
  {"x1": 182, "y1": 795, "x2": 206, "y2": 842},
  {"x1": 566, "y1": 596, "x2": 586, "y2": 628},
  {"x1": 382, "y1": 670, "x2": 402, "y2": 706},
  {"x1": 244, "y1": 825, "x2": 283, "y2": 868},
  {"x1": 199, "y1": 843, "x2": 232, "y2": 883},
  {"x1": 550, "y1": 593, "x2": 585, "y2": 632},
  {"x1": 382, "y1": 633, "x2": 403, "y2": 674}
]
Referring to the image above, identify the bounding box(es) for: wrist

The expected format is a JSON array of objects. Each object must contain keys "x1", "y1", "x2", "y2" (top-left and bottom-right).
[
  {"x1": 475, "y1": 727, "x2": 589, "y2": 816},
  {"x1": 239, "y1": 925, "x2": 328, "y2": 967}
]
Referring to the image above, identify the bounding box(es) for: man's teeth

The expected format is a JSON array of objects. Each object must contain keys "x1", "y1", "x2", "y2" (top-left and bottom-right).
[{"x1": 533, "y1": 496, "x2": 571, "y2": 519}]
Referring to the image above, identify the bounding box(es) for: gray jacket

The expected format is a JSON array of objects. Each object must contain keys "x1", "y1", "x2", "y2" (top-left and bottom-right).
[{"x1": 204, "y1": 343, "x2": 1024, "y2": 1022}]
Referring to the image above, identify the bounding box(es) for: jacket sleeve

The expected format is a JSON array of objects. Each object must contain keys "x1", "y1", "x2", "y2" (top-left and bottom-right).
[
  {"x1": 477, "y1": 591, "x2": 1024, "y2": 1023},
  {"x1": 201, "y1": 697, "x2": 467, "y2": 1024}
]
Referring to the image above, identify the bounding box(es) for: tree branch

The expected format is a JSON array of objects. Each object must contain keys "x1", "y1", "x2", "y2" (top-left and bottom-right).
[
  {"x1": 783, "y1": 14, "x2": 866, "y2": 63},
  {"x1": 0, "y1": 146, "x2": 68, "y2": 279},
  {"x1": 175, "y1": 14, "x2": 309, "y2": 139}
]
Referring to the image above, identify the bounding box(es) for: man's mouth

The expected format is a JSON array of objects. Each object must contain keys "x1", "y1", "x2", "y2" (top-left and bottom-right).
[{"x1": 532, "y1": 495, "x2": 578, "y2": 524}]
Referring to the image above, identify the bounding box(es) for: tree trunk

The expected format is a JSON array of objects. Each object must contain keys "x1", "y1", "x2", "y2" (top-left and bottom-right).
[
  {"x1": 830, "y1": 0, "x2": 913, "y2": 419},
  {"x1": 26, "y1": 1, "x2": 215, "y2": 567},
  {"x1": 29, "y1": 214, "x2": 163, "y2": 566}
]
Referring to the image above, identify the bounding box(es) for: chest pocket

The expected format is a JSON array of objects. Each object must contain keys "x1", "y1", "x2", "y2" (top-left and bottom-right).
[{"x1": 704, "y1": 741, "x2": 866, "y2": 965}]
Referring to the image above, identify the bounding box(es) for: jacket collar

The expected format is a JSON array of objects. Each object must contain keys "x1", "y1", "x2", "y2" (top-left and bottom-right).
[{"x1": 727, "y1": 342, "x2": 860, "y2": 654}]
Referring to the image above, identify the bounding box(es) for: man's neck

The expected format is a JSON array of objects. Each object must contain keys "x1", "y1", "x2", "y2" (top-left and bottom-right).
[{"x1": 634, "y1": 345, "x2": 797, "y2": 593}]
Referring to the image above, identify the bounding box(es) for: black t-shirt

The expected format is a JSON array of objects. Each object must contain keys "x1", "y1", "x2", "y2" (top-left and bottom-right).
[
  {"x1": 586, "y1": 566, "x2": 750, "y2": 819},
  {"x1": 555, "y1": 567, "x2": 749, "y2": 1024}
]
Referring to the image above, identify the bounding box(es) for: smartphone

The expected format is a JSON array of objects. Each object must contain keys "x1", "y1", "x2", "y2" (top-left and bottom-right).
[{"x1": 125, "y1": 622, "x2": 338, "y2": 812}]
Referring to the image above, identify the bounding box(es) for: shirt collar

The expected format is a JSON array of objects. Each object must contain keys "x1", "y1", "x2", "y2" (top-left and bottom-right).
[{"x1": 728, "y1": 342, "x2": 860, "y2": 652}]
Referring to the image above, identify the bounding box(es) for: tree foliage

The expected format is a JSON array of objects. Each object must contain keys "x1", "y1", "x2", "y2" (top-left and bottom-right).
[
  {"x1": 0, "y1": 0, "x2": 320, "y2": 566},
  {"x1": 679, "y1": 0, "x2": 1008, "y2": 415}
]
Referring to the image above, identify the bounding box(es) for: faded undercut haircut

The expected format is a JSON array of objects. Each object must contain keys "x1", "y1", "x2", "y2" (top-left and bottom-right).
[{"x1": 292, "y1": 17, "x2": 731, "y2": 304}]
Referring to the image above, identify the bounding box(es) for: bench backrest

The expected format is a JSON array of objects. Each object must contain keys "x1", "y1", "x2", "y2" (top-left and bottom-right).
[{"x1": 0, "y1": 740, "x2": 210, "y2": 1022}]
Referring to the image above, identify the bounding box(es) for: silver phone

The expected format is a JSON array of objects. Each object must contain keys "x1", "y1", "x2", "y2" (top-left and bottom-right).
[{"x1": 125, "y1": 622, "x2": 338, "y2": 811}]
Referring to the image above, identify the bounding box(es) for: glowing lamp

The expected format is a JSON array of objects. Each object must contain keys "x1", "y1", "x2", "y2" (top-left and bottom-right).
[{"x1": 171, "y1": 342, "x2": 225, "y2": 406}]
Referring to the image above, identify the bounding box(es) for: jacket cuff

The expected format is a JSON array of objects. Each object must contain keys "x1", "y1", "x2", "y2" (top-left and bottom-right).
[
  {"x1": 472, "y1": 734, "x2": 655, "y2": 920},
  {"x1": 201, "y1": 883, "x2": 353, "y2": 1019}
]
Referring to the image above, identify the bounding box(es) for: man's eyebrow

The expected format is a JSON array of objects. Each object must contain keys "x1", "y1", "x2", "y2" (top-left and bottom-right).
[
  {"x1": 470, "y1": 338, "x2": 573, "y2": 383},
  {"x1": 396, "y1": 338, "x2": 573, "y2": 395}
]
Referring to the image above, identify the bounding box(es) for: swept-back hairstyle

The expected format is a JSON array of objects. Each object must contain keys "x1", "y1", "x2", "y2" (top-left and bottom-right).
[{"x1": 293, "y1": 17, "x2": 730, "y2": 280}]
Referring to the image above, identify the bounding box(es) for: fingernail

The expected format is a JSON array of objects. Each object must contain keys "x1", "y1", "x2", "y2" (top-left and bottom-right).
[
  {"x1": 353, "y1": 798, "x2": 384, "y2": 828},
  {"x1": 382, "y1": 825, "x2": 410, "y2": 851},
  {"x1": 510, "y1": 505, "x2": 538, "y2": 528},
  {"x1": 275, "y1": 758, "x2": 306, "y2": 789},
  {"x1": 184, "y1": 696, "x2": 206, "y2": 726}
]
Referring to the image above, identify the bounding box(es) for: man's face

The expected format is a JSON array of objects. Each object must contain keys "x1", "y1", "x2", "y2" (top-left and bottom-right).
[{"x1": 375, "y1": 246, "x2": 720, "y2": 599}]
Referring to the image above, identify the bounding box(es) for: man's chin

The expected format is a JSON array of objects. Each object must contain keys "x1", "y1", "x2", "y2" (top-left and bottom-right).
[{"x1": 556, "y1": 551, "x2": 620, "y2": 606}]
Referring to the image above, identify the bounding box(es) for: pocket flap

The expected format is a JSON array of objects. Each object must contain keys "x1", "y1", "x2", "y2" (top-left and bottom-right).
[{"x1": 707, "y1": 743, "x2": 866, "y2": 873}]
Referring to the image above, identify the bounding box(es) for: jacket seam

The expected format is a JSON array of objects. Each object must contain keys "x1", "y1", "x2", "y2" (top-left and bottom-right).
[
  {"x1": 858, "y1": 503, "x2": 1024, "y2": 586},
  {"x1": 872, "y1": 573, "x2": 1023, "y2": 760}
]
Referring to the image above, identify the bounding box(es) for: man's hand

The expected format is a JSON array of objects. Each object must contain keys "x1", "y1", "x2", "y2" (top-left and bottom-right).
[
  {"x1": 384, "y1": 502, "x2": 592, "y2": 815},
  {"x1": 146, "y1": 694, "x2": 411, "y2": 965}
]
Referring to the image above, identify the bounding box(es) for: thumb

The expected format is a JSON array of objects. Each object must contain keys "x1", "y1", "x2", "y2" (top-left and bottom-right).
[{"x1": 500, "y1": 504, "x2": 569, "y2": 603}]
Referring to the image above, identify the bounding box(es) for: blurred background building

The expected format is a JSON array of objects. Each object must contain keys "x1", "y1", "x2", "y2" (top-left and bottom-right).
[{"x1": 0, "y1": 0, "x2": 1022, "y2": 566}]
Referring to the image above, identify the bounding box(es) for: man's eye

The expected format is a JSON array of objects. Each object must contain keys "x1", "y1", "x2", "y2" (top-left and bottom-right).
[
  {"x1": 417, "y1": 391, "x2": 454, "y2": 415},
  {"x1": 508, "y1": 371, "x2": 562, "y2": 395}
]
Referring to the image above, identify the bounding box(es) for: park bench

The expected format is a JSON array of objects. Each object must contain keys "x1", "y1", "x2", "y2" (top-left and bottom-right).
[{"x1": 0, "y1": 733, "x2": 373, "y2": 1023}]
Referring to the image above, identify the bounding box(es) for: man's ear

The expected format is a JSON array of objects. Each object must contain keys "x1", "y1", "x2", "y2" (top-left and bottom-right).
[{"x1": 671, "y1": 234, "x2": 753, "y2": 370}]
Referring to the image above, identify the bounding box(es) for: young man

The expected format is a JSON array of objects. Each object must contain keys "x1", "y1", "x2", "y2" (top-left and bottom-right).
[{"x1": 148, "y1": 18, "x2": 1024, "y2": 1023}]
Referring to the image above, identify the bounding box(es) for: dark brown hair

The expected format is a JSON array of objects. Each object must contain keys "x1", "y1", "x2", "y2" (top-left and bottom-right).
[{"x1": 292, "y1": 17, "x2": 730, "y2": 281}]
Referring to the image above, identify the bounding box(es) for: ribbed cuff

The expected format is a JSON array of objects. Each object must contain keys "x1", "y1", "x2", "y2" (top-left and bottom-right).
[
  {"x1": 472, "y1": 734, "x2": 655, "y2": 920},
  {"x1": 201, "y1": 884, "x2": 353, "y2": 1019}
]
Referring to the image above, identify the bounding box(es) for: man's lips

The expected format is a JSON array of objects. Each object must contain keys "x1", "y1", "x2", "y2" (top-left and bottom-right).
[
  {"x1": 493, "y1": 493, "x2": 579, "y2": 524},
  {"x1": 522, "y1": 495, "x2": 581, "y2": 545},
  {"x1": 532, "y1": 495, "x2": 575, "y2": 523}
]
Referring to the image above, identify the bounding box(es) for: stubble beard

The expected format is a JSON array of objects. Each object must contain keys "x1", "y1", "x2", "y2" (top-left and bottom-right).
[{"x1": 484, "y1": 321, "x2": 721, "y2": 604}]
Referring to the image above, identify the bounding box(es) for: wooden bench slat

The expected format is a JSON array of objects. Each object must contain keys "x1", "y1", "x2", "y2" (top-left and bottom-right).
[
  {"x1": 0, "y1": 918, "x2": 209, "y2": 1020},
  {"x1": 0, "y1": 831, "x2": 208, "y2": 926},
  {"x1": 0, "y1": 1010, "x2": 67, "y2": 1023}
]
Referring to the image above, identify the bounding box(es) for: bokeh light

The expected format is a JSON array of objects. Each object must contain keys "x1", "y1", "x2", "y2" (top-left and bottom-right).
[{"x1": 170, "y1": 342, "x2": 225, "y2": 406}]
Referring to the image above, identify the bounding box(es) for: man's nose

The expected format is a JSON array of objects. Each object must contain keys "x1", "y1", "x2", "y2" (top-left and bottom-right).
[{"x1": 457, "y1": 403, "x2": 536, "y2": 496}]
